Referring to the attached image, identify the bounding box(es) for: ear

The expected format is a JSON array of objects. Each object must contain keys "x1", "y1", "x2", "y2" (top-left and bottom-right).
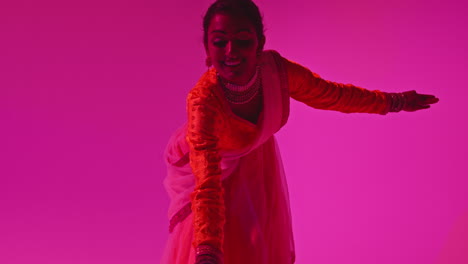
[
  {"x1": 204, "y1": 38, "x2": 210, "y2": 55},
  {"x1": 204, "y1": 43, "x2": 209, "y2": 55},
  {"x1": 257, "y1": 36, "x2": 266, "y2": 53}
]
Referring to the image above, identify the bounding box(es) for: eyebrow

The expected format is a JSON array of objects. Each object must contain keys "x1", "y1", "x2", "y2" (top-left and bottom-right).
[{"x1": 210, "y1": 29, "x2": 253, "y2": 34}]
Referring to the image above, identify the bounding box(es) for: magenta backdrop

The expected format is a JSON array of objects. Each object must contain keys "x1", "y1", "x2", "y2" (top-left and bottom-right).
[{"x1": 1, "y1": 0, "x2": 466, "y2": 263}]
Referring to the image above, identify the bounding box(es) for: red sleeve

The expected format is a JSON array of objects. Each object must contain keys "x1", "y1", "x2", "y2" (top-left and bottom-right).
[
  {"x1": 186, "y1": 71, "x2": 225, "y2": 253},
  {"x1": 284, "y1": 57, "x2": 390, "y2": 114}
]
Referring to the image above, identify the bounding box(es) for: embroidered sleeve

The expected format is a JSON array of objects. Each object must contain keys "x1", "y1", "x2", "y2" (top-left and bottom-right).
[
  {"x1": 284, "y1": 58, "x2": 390, "y2": 114},
  {"x1": 186, "y1": 84, "x2": 225, "y2": 253}
]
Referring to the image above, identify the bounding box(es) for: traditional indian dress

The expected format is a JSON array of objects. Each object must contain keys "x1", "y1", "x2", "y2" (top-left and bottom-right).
[{"x1": 161, "y1": 50, "x2": 389, "y2": 264}]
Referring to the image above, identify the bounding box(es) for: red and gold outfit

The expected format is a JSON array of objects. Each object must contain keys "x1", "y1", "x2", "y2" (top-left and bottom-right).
[{"x1": 163, "y1": 50, "x2": 390, "y2": 264}]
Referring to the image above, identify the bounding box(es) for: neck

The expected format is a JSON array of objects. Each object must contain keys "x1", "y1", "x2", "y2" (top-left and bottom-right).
[{"x1": 221, "y1": 68, "x2": 259, "y2": 91}]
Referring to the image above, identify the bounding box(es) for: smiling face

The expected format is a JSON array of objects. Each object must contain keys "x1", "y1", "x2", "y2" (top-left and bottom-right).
[{"x1": 205, "y1": 14, "x2": 264, "y2": 85}]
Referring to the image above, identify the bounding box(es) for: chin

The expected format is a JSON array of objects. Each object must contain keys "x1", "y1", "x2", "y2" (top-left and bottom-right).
[
  {"x1": 219, "y1": 72, "x2": 240, "y2": 83},
  {"x1": 222, "y1": 71, "x2": 253, "y2": 85}
]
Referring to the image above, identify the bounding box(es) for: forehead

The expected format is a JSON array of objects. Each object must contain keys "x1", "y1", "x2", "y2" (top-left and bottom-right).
[{"x1": 208, "y1": 14, "x2": 255, "y2": 34}]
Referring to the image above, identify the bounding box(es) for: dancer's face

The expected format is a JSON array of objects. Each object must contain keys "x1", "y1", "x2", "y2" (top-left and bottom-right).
[{"x1": 205, "y1": 14, "x2": 264, "y2": 85}]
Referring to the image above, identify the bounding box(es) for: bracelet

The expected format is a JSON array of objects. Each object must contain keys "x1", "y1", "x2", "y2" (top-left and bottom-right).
[
  {"x1": 195, "y1": 245, "x2": 223, "y2": 264},
  {"x1": 388, "y1": 92, "x2": 407, "y2": 112},
  {"x1": 195, "y1": 254, "x2": 219, "y2": 264}
]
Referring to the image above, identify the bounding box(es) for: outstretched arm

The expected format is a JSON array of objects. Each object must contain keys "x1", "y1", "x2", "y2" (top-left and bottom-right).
[{"x1": 283, "y1": 57, "x2": 439, "y2": 114}]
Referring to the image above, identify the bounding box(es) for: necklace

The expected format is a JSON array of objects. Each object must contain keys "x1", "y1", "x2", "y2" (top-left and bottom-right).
[{"x1": 218, "y1": 67, "x2": 262, "y2": 104}]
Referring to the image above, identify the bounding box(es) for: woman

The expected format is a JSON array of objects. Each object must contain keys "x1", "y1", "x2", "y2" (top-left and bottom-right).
[{"x1": 162, "y1": 0, "x2": 439, "y2": 263}]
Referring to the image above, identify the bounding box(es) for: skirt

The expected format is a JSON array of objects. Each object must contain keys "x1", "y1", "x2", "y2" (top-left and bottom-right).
[{"x1": 161, "y1": 137, "x2": 295, "y2": 264}]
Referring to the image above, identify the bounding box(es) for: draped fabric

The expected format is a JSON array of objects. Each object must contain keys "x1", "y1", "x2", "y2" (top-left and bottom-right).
[
  {"x1": 161, "y1": 50, "x2": 390, "y2": 264},
  {"x1": 162, "y1": 50, "x2": 294, "y2": 263},
  {"x1": 162, "y1": 136, "x2": 296, "y2": 264}
]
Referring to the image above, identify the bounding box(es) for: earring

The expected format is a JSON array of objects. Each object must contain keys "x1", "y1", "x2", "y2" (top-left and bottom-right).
[{"x1": 205, "y1": 57, "x2": 212, "y2": 67}]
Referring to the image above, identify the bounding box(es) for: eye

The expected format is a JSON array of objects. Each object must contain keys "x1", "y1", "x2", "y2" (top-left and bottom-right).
[
  {"x1": 213, "y1": 40, "x2": 228, "y2": 48},
  {"x1": 235, "y1": 39, "x2": 253, "y2": 48}
]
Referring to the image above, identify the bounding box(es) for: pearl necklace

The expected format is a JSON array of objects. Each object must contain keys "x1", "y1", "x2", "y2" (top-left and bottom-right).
[{"x1": 218, "y1": 68, "x2": 262, "y2": 105}]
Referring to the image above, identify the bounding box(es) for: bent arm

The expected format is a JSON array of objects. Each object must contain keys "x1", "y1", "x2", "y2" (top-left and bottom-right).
[
  {"x1": 284, "y1": 57, "x2": 390, "y2": 114},
  {"x1": 187, "y1": 87, "x2": 225, "y2": 262}
]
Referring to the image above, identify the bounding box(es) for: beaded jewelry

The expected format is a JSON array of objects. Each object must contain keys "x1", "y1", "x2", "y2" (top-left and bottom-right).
[
  {"x1": 218, "y1": 67, "x2": 262, "y2": 104},
  {"x1": 388, "y1": 92, "x2": 407, "y2": 112},
  {"x1": 195, "y1": 244, "x2": 223, "y2": 264}
]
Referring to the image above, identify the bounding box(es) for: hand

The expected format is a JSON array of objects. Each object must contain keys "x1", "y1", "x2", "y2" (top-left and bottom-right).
[{"x1": 402, "y1": 90, "x2": 439, "y2": 112}]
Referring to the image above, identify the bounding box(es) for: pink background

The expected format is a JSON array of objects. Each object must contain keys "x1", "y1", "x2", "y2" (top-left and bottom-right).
[{"x1": 1, "y1": 0, "x2": 467, "y2": 263}]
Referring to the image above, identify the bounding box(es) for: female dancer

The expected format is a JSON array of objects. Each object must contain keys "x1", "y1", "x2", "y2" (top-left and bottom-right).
[{"x1": 162, "y1": 0, "x2": 439, "y2": 263}]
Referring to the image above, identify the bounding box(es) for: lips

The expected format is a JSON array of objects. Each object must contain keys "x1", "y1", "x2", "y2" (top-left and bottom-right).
[{"x1": 223, "y1": 59, "x2": 242, "y2": 67}]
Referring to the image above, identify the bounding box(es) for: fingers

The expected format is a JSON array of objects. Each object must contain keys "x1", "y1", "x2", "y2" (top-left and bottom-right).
[
  {"x1": 420, "y1": 94, "x2": 439, "y2": 105},
  {"x1": 402, "y1": 91, "x2": 439, "y2": 112},
  {"x1": 394, "y1": 90, "x2": 439, "y2": 112},
  {"x1": 418, "y1": 105, "x2": 431, "y2": 110},
  {"x1": 413, "y1": 92, "x2": 439, "y2": 107},
  {"x1": 406, "y1": 104, "x2": 430, "y2": 112}
]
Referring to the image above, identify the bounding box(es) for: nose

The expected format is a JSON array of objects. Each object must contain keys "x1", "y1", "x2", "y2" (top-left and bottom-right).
[{"x1": 226, "y1": 40, "x2": 239, "y2": 56}]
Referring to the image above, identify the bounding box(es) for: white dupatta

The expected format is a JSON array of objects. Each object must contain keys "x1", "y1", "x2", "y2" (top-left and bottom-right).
[{"x1": 163, "y1": 50, "x2": 289, "y2": 226}]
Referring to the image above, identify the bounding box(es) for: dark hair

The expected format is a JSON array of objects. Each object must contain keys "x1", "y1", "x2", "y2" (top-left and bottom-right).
[{"x1": 203, "y1": 0, "x2": 265, "y2": 48}]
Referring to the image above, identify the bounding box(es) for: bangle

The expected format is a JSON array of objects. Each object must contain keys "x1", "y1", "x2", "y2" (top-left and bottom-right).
[
  {"x1": 388, "y1": 92, "x2": 406, "y2": 112},
  {"x1": 195, "y1": 245, "x2": 223, "y2": 264}
]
